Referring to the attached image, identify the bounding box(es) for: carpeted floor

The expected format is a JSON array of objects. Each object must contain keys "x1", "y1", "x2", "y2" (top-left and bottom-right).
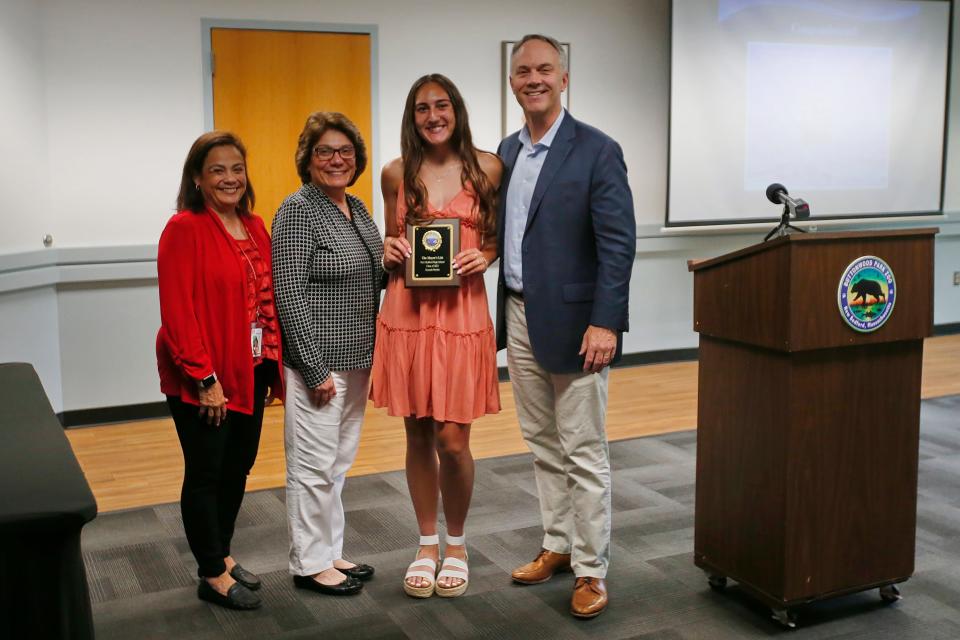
[{"x1": 82, "y1": 395, "x2": 960, "y2": 639}]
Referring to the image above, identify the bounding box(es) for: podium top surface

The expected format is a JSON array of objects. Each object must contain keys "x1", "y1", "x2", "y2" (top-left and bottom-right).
[
  {"x1": 688, "y1": 228, "x2": 938, "y2": 273},
  {"x1": 688, "y1": 228, "x2": 937, "y2": 351}
]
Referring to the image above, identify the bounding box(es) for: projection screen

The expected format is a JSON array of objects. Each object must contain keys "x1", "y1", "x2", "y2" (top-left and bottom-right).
[{"x1": 668, "y1": 0, "x2": 951, "y2": 226}]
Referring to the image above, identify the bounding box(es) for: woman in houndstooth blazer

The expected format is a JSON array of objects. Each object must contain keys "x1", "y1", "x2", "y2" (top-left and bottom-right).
[{"x1": 272, "y1": 112, "x2": 384, "y2": 597}]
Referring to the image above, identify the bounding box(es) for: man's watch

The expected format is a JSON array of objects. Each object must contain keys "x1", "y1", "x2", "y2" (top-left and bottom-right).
[{"x1": 197, "y1": 373, "x2": 218, "y2": 389}]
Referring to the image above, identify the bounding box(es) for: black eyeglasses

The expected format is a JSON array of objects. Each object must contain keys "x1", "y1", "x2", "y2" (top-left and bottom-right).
[{"x1": 313, "y1": 145, "x2": 356, "y2": 160}]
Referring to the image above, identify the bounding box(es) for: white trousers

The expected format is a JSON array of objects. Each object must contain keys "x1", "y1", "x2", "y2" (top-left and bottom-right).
[
  {"x1": 506, "y1": 295, "x2": 612, "y2": 578},
  {"x1": 284, "y1": 366, "x2": 369, "y2": 576}
]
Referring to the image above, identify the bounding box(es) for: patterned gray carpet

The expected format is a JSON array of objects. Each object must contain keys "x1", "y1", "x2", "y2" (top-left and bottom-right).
[{"x1": 82, "y1": 395, "x2": 960, "y2": 639}]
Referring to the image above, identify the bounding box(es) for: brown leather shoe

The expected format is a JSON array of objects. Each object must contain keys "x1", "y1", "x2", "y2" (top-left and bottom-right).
[
  {"x1": 570, "y1": 577, "x2": 608, "y2": 618},
  {"x1": 511, "y1": 549, "x2": 572, "y2": 584}
]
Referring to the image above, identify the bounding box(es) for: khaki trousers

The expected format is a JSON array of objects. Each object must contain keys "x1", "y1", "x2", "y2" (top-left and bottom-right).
[{"x1": 505, "y1": 295, "x2": 611, "y2": 578}]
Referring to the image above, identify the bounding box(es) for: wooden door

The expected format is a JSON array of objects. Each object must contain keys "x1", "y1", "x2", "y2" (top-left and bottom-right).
[{"x1": 211, "y1": 28, "x2": 373, "y2": 231}]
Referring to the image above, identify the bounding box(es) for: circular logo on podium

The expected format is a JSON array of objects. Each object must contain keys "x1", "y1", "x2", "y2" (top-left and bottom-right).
[
  {"x1": 837, "y1": 256, "x2": 896, "y2": 333},
  {"x1": 421, "y1": 229, "x2": 443, "y2": 252}
]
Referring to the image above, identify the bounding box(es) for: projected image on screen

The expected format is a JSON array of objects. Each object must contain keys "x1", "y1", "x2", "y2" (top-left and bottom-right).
[
  {"x1": 669, "y1": 0, "x2": 949, "y2": 226},
  {"x1": 745, "y1": 42, "x2": 891, "y2": 191}
]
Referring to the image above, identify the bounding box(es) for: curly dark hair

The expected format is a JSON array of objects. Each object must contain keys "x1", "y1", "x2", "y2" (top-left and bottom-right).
[{"x1": 294, "y1": 111, "x2": 367, "y2": 186}]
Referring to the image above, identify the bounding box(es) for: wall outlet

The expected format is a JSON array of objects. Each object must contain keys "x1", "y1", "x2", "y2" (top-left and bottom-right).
[{"x1": 955, "y1": 271, "x2": 960, "y2": 286}]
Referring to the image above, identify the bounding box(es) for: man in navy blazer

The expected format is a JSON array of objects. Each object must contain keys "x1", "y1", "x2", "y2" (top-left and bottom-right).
[{"x1": 496, "y1": 34, "x2": 636, "y2": 619}]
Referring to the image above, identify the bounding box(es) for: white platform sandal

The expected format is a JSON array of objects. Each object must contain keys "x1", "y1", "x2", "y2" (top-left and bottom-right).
[
  {"x1": 403, "y1": 534, "x2": 439, "y2": 598},
  {"x1": 435, "y1": 534, "x2": 469, "y2": 598}
]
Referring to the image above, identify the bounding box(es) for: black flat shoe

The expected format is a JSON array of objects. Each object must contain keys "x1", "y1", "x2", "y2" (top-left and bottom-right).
[
  {"x1": 230, "y1": 564, "x2": 262, "y2": 591},
  {"x1": 197, "y1": 580, "x2": 261, "y2": 610},
  {"x1": 293, "y1": 574, "x2": 363, "y2": 595},
  {"x1": 341, "y1": 563, "x2": 375, "y2": 581}
]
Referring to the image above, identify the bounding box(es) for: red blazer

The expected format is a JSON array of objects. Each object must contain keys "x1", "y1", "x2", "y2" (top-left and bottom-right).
[{"x1": 156, "y1": 208, "x2": 283, "y2": 415}]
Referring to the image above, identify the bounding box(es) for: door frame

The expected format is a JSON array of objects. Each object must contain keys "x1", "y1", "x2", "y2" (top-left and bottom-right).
[{"x1": 200, "y1": 19, "x2": 381, "y2": 224}]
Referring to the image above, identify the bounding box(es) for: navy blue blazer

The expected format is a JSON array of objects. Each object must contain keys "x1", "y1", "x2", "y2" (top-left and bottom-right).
[{"x1": 495, "y1": 113, "x2": 636, "y2": 374}]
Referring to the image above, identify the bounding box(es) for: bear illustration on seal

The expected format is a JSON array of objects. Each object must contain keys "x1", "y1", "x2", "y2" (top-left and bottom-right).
[{"x1": 850, "y1": 278, "x2": 885, "y2": 305}]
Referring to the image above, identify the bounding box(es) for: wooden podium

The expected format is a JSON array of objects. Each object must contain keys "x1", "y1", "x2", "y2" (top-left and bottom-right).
[{"x1": 688, "y1": 229, "x2": 937, "y2": 626}]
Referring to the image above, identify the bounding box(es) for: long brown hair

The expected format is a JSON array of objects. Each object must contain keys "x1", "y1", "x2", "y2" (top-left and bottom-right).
[
  {"x1": 400, "y1": 74, "x2": 496, "y2": 236},
  {"x1": 176, "y1": 131, "x2": 255, "y2": 214}
]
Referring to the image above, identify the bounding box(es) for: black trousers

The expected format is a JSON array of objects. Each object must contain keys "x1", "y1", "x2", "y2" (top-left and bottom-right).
[{"x1": 168, "y1": 363, "x2": 271, "y2": 578}]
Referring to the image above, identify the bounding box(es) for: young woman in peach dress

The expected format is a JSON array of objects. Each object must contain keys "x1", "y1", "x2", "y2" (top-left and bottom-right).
[{"x1": 370, "y1": 74, "x2": 501, "y2": 598}]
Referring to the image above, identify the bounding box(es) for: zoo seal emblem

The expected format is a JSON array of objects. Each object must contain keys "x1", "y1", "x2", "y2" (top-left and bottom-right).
[
  {"x1": 421, "y1": 229, "x2": 443, "y2": 252},
  {"x1": 837, "y1": 255, "x2": 896, "y2": 333}
]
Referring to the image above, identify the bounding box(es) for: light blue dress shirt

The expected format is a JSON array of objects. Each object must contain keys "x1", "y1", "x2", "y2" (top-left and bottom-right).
[{"x1": 502, "y1": 109, "x2": 566, "y2": 293}]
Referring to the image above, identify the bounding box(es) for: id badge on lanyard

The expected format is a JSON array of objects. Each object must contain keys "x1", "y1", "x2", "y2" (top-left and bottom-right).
[{"x1": 251, "y1": 322, "x2": 263, "y2": 358}]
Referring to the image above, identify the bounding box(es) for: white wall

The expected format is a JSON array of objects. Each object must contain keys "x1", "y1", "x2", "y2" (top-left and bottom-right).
[
  {"x1": 1, "y1": 0, "x2": 668, "y2": 412},
  {"x1": 0, "y1": 0, "x2": 957, "y2": 417},
  {"x1": 42, "y1": 0, "x2": 666, "y2": 247},
  {"x1": 0, "y1": 0, "x2": 51, "y2": 253},
  {"x1": 57, "y1": 279, "x2": 160, "y2": 411},
  {"x1": 0, "y1": 286, "x2": 63, "y2": 410},
  {"x1": 0, "y1": 0, "x2": 62, "y2": 410},
  {"x1": 946, "y1": 0, "x2": 960, "y2": 213}
]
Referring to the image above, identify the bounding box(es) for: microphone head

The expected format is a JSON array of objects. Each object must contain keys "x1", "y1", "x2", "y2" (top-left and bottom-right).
[{"x1": 766, "y1": 183, "x2": 787, "y2": 204}]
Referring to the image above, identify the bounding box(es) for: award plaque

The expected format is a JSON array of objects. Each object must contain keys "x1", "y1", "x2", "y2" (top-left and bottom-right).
[{"x1": 405, "y1": 218, "x2": 461, "y2": 287}]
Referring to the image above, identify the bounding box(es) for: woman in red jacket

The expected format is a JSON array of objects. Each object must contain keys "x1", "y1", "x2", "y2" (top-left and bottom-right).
[{"x1": 156, "y1": 131, "x2": 283, "y2": 611}]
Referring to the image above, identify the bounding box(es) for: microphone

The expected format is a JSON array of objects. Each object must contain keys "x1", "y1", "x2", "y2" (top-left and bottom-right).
[{"x1": 766, "y1": 183, "x2": 810, "y2": 219}]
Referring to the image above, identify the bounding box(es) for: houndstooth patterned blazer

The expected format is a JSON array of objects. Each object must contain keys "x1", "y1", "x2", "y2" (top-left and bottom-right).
[{"x1": 272, "y1": 182, "x2": 385, "y2": 388}]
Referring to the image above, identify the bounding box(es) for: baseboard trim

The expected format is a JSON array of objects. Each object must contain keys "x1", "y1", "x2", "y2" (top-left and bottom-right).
[
  {"x1": 933, "y1": 322, "x2": 960, "y2": 336},
  {"x1": 497, "y1": 346, "x2": 699, "y2": 382},
  {"x1": 60, "y1": 401, "x2": 169, "y2": 428},
  {"x1": 59, "y1": 328, "x2": 956, "y2": 427},
  {"x1": 617, "y1": 347, "x2": 700, "y2": 367}
]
